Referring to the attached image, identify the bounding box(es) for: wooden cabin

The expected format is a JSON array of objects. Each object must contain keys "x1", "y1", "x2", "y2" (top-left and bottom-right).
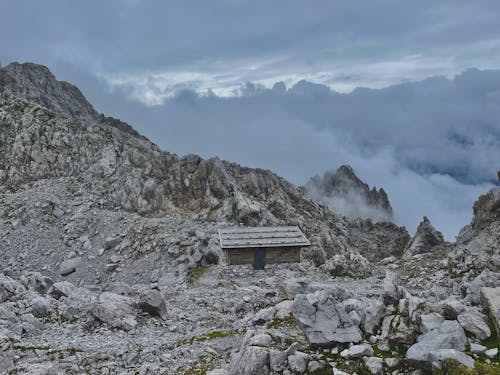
[{"x1": 218, "y1": 226, "x2": 311, "y2": 270}]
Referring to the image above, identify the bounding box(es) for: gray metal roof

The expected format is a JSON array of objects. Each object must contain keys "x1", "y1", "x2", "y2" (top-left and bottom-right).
[{"x1": 218, "y1": 226, "x2": 311, "y2": 249}]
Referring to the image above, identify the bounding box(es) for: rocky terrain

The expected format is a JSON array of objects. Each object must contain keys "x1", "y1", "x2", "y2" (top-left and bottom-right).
[
  {"x1": 305, "y1": 166, "x2": 393, "y2": 222},
  {"x1": 0, "y1": 62, "x2": 499, "y2": 374}
]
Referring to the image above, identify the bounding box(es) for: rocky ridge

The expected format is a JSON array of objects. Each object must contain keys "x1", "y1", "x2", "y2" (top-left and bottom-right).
[{"x1": 0, "y1": 62, "x2": 499, "y2": 374}]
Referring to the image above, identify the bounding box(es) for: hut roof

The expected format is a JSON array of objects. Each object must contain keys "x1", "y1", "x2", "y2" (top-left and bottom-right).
[{"x1": 218, "y1": 226, "x2": 311, "y2": 249}]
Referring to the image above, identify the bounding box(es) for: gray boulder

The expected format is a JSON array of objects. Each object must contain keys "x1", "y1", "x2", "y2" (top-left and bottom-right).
[
  {"x1": 383, "y1": 270, "x2": 400, "y2": 305},
  {"x1": 91, "y1": 292, "x2": 137, "y2": 330},
  {"x1": 340, "y1": 343, "x2": 373, "y2": 359},
  {"x1": 59, "y1": 257, "x2": 82, "y2": 276},
  {"x1": 457, "y1": 308, "x2": 491, "y2": 340},
  {"x1": 480, "y1": 287, "x2": 500, "y2": 337},
  {"x1": 228, "y1": 331, "x2": 270, "y2": 375},
  {"x1": 29, "y1": 296, "x2": 50, "y2": 317},
  {"x1": 420, "y1": 312, "x2": 444, "y2": 333},
  {"x1": 292, "y1": 291, "x2": 362, "y2": 346},
  {"x1": 406, "y1": 320, "x2": 468, "y2": 369},
  {"x1": 0, "y1": 273, "x2": 26, "y2": 302},
  {"x1": 137, "y1": 289, "x2": 167, "y2": 318},
  {"x1": 429, "y1": 349, "x2": 474, "y2": 369},
  {"x1": 49, "y1": 281, "x2": 77, "y2": 299},
  {"x1": 20, "y1": 272, "x2": 53, "y2": 295},
  {"x1": 287, "y1": 351, "x2": 309, "y2": 373},
  {"x1": 364, "y1": 356, "x2": 383, "y2": 374},
  {"x1": 61, "y1": 287, "x2": 97, "y2": 321}
]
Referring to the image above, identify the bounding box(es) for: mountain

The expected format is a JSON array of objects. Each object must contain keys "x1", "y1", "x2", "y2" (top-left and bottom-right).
[
  {"x1": 0, "y1": 62, "x2": 499, "y2": 374},
  {"x1": 305, "y1": 165, "x2": 393, "y2": 222}
]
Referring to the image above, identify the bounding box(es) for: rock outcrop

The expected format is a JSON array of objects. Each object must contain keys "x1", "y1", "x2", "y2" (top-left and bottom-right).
[{"x1": 404, "y1": 216, "x2": 445, "y2": 257}]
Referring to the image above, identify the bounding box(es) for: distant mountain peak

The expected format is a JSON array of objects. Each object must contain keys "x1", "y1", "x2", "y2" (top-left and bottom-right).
[{"x1": 305, "y1": 165, "x2": 393, "y2": 222}]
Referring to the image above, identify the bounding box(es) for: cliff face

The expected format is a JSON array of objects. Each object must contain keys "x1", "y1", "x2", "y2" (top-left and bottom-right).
[{"x1": 305, "y1": 165, "x2": 393, "y2": 222}]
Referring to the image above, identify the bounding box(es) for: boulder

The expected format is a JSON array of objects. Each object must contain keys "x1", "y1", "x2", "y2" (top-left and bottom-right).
[
  {"x1": 29, "y1": 296, "x2": 50, "y2": 317},
  {"x1": 249, "y1": 333, "x2": 272, "y2": 347},
  {"x1": 470, "y1": 343, "x2": 487, "y2": 354},
  {"x1": 61, "y1": 287, "x2": 97, "y2": 321},
  {"x1": 292, "y1": 291, "x2": 362, "y2": 346},
  {"x1": 485, "y1": 348, "x2": 498, "y2": 359},
  {"x1": 0, "y1": 273, "x2": 26, "y2": 302},
  {"x1": 457, "y1": 308, "x2": 491, "y2": 340},
  {"x1": 420, "y1": 313, "x2": 444, "y2": 333},
  {"x1": 406, "y1": 320, "x2": 468, "y2": 369},
  {"x1": 364, "y1": 356, "x2": 383, "y2": 374},
  {"x1": 137, "y1": 289, "x2": 167, "y2": 318},
  {"x1": 228, "y1": 331, "x2": 270, "y2": 375},
  {"x1": 480, "y1": 287, "x2": 500, "y2": 337},
  {"x1": 429, "y1": 349, "x2": 474, "y2": 369},
  {"x1": 363, "y1": 299, "x2": 385, "y2": 334},
  {"x1": 91, "y1": 292, "x2": 137, "y2": 330},
  {"x1": 340, "y1": 343, "x2": 373, "y2": 359},
  {"x1": 59, "y1": 257, "x2": 81, "y2": 276},
  {"x1": 104, "y1": 236, "x2": 122, "y2": 249},
  {"x1": 19, "y1": 272, "x2": 53, "y2": 294},
  {"x1": 49, "y1": 281, "x2": 77, "y2": 299},
  {"x1": 383, "y1": 270, "x2": 399, "y2": 305},
  {"x1": 269, "y1": 349, "x2": 287, "y2": 372},
  {"x1": 287, "y1": 351, "x2": 309, "y2": 373}
]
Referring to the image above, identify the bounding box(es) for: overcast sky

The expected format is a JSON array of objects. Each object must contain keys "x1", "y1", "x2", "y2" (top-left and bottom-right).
[{"x1": 2, "y1": 1, "x2": 500, "y2": 238}]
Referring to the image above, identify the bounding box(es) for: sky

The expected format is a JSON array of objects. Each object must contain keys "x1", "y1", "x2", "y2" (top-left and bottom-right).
[{"x1": 2, "y1": 0, "x2": 500, "y2": 239}]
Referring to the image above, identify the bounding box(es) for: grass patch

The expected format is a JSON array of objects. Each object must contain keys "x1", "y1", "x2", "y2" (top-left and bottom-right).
[
  {"x1": 267, "y1": 313, "x2": 297, "y2": 329},
  {"x1": 187, "y1": 267, "x2": 206, "y2": 283},
  {"x1": 433, "y1": 359, "x2": 500, "y2": 375},
  {"x1": 179, "y1": 329, "x2": 246, "y2": 346}
]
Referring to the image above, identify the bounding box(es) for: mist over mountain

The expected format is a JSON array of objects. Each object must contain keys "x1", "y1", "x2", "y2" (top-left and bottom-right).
[
  {"x1": 305, "y1": 165, "x2": 393, "y2": 222},
  {"x1": 75, "y1": 67, "x2": 500, "y2": 239}
]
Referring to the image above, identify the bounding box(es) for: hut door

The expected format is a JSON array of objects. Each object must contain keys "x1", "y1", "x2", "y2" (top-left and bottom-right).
[{"x1": 253, "y1": 248, "x2": 266, "y2": 270}]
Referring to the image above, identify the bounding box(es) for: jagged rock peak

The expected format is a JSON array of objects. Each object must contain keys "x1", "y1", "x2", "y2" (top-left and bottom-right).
[
  {"x1": 304, "y1": 164, "x2": 393, "y2": 222},
  {"x1": 404, "y1": 216, "x2": 445, "y2": 257},
  {"x1": 0, "y1": 62, "x2": 99, "y2": 124},
  {"x1": 0, "y1": 62, "x2": 143, "y2": 138}
]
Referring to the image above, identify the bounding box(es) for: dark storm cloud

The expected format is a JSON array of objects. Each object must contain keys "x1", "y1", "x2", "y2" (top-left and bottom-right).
[
  {"x1": 2, "y1": 1, "x2": 500, "y2": 91},
  {"x1": 1, "y1": 1, "x2": 500, "y2": 238}
]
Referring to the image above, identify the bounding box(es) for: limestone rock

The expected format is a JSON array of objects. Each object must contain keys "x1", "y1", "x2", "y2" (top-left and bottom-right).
[
  {"x1": 292, "y1": 291, "x2": 362, "y2": 346},
  {"x1": 287, "y1": 351, "x2": 309, "y2": 373},
  {"x1": 340, "y1": 343, "x2": 373, "y2": 359},
  {"x1": 457, "y1": 308, "x2": 491, "y2": 340},
  {"x1": 480, "y1": 287, "x2": 500, "y2": 337},
  {"x1": 59, "y1": 257, "x2": 82, "y2": 276},
  {"x1": 406, "y1": 320, "x2": 468, "y2": 368},
  {"x1": 91, "y1": 292, "x2": 137, "y2": 330},
  {"x1": 49, "y1": 281, "x2": 77, "y2": 300},
  {"x1": 364, "y1": 356, "x2": 383, "y2": 374},
  {"x1": 429, "y1": 349, "x2": 474, "y2": 369},
  {"x1": 137, "y1": 289, "x2": 167, "y2": 318}
]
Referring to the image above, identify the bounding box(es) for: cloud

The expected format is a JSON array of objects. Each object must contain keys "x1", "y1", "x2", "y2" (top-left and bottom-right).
[{"x1": 92, "y1": 69, "x2": 500, "y2": 240}]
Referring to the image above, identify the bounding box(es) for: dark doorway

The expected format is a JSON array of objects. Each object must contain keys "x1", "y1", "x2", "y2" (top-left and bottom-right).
[{"x1": 253, "y1": 248, "x2": 266, "y2": 270}]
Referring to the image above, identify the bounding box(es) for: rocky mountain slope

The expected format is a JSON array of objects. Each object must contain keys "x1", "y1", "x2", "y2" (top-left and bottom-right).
[
  {"x1": 305, "y1": 165, "x2": 393, "y2": 222},
  {"x1": 0, "y1": 62, "x2": 499, "y2": 374}
]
